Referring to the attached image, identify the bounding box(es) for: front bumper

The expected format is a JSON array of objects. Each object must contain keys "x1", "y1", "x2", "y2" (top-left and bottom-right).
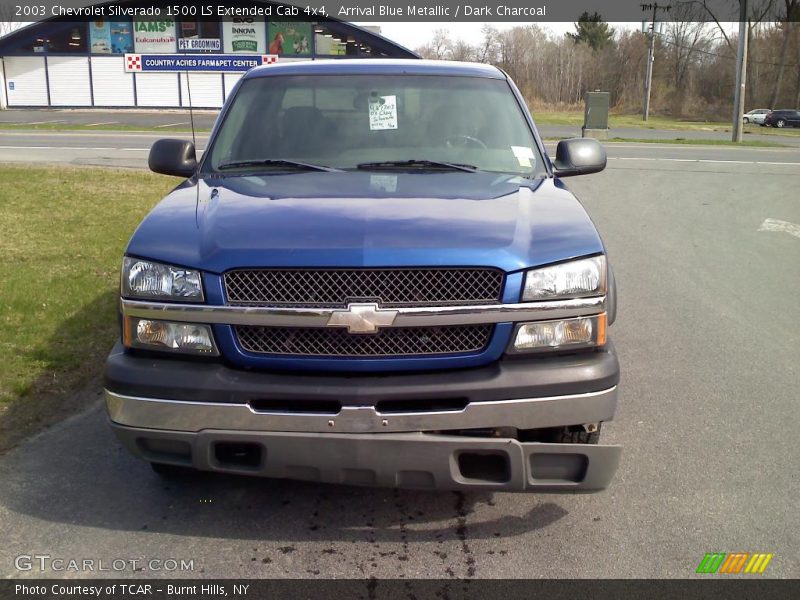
[
  {"x1": 110, "y1": 424, "x2": 621, "y2": 492},
  {"x1": 105, "y1": 342, "x2": 621, "y2": 491}
]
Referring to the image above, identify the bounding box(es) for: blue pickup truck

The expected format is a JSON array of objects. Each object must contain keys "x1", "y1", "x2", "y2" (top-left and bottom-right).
[{"x1": 105, "y1": 59, "x2": 620, "y2": 492}]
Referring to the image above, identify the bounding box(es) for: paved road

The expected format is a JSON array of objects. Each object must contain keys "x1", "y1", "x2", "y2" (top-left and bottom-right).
[
  {"x1": 2, "y1": 129, "x2": 800, "y2": 169},
  {"x1": 0, "y1": 140, "x2": 798, "y2": 579},
  {"x1": 538, "y1": 123, "x2": 800, "y2": 147},
  {"x1": 3, "y1": 107, "x2": 800, "y2": 145},
  {"x1": 0, "y1": 108, "x2": 219, "y2": 130}
]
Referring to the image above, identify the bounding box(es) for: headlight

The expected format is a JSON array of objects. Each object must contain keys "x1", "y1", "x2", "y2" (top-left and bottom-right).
[
  {"x1": 124, "y1": 317, "x2": 218, "y2": 355},
  {"x1": 509, "y1": 314, "x2": 606, "y2": 353},
  {"x1": 522, "y1": 256, "x2": 606, "y2": 301},
  {"x1": 122, "y1": 257, "x2": 203, "y2": 302}
]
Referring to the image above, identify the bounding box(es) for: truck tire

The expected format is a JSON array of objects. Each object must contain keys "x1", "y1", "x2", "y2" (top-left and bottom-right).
[
  {"x1": 551, "y1": 424, "x2": 601, "y2": 444},
  {"x1": 150, "y1": 462, "x2": 196, "y2": 477}
]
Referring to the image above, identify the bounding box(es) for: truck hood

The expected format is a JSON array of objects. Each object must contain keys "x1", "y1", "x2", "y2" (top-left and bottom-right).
[{"x1": 126, "y1": 171, "x2": 604, "y2": 274}]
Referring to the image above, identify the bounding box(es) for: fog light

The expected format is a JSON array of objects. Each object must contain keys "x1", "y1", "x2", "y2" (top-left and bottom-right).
[
  {"x1": 510, "y1": 314, "x2": 605, "y2": 353},
  {"x1": 124, "y1": 317, "x2": 218, "y2": 355}
]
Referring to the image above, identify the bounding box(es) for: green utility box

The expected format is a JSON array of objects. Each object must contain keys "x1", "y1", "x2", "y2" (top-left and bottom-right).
[{"x1": 582, "y1": 91, "x2": 610, "y2": 140}]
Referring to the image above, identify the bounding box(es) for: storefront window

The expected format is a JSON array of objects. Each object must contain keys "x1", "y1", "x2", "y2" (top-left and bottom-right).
[
  {"x1": 44, "y1": 24, "x2": 89, "y2": 53},
  {"x1": 0, "y1": 29, "x2": 48, "y2": 54},
  {"x1": 267, "y1": 21, "x2": 312, "y2": 56},
  {"x1": 89, "y1": 19, "x2": 134, "y2": 54},
  {"x1": 312, "y1": 24, "x2": 389, "y2": 57},
  {"x1": 178, "y1": 21, "x2": 222, "y2": 52},
  {"x1": 313, "y1": 24, "x2": 346, "y2": 56}
]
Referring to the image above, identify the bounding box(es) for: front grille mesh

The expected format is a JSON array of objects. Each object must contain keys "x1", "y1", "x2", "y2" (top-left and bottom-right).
[
  {"x1": 235, "y1": 325, "x2": 494, "y2": 357},
  {"x1": 224, "y1": 268, "x2": 503, "y2": 307}
]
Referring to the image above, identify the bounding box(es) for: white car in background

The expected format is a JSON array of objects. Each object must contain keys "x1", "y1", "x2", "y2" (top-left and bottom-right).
[{"x1": 743, "y1": 109, "x2": 770, "y2": 125}]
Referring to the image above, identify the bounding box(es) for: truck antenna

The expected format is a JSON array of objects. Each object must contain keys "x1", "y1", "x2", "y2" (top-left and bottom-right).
[
  {"x1": 182, "y1": 52, "x2": 200, "y2": 226},
  {"x1": 185, "y1": 65, "x2": 197, "y2": 150}
]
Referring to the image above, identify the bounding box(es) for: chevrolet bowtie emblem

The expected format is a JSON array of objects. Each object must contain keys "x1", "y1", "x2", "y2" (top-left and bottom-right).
[{"x1": 326, "y1": 303, "x2": 399, "y2": 334}]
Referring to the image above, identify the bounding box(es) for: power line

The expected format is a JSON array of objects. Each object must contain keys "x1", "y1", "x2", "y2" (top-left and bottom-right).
[{"x1": 658, "y1": 34, "x2": 800, "y2": 68}]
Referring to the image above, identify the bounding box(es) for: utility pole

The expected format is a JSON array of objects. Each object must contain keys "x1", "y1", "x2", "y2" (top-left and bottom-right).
[
  {"x1": 641, "y1": 3, "x2": 671, "y2": 122},
  {"x1": 731, "y1": 0, "x2": 749, "y2": 142},
  {"x1": 643, "y1": 5, "x2": 657, "y2": 121}
]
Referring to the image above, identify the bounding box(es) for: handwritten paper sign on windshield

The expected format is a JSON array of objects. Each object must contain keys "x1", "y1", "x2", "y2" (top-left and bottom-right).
[{"x1": 369, "y1": 95, "x2": 398, "y2": 131}]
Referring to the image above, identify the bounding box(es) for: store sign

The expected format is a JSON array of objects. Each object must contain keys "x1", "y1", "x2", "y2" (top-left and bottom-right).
[
  {"x1": 134, "y1": 19, "x2": 177, "y2": 53},
  {"x1": 223, "y1": 18, "x2": 266, "y2": 53},
  {"x1": 125, "y1": 54, "x2": 278, "y2": 73},
  {"x1": 178, "y1": 38, "x2": 221, "y2": 51}
]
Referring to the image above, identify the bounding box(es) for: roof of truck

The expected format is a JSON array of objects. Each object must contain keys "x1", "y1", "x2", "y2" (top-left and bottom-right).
[{"x1": 245, "y1": 59, "x2": 505, "y2": 80}]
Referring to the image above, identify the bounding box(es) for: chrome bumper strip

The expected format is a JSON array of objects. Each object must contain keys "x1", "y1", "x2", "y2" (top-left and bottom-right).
[
  {"x1": 105, "y1": 386, "x2": 617, "y2": 434},
  {"x1": 121, "y1": 296, "x2": 606, "y2": 328}
]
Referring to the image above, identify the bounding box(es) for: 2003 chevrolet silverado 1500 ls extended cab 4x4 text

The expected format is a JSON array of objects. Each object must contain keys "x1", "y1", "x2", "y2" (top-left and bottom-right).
[{"x1": 105, "y1": 59, "x2": 621, "y2": 492}]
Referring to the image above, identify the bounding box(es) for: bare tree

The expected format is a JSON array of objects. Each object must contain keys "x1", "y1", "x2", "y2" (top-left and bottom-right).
[
  {"x1": 0, "y1": 0, "x2": 27, "y2": 37},
  {"x1": 474, "y1": 25, "x2": 500, "y2": 64},
  {"x1": 414, "y1": 29, "x2": 453, "y2": 60},
  {"x1": 448, "y1": 39, "x2": 475, "y2": 62},
  {"x1": 665, "y1": 6, "x2": 716, "y2": 115},
  {"x1": 691, "y1": 0, "x2": 778, "y2": 50},
  {"x1": 412, "y1": 15, "x2": 797, "y2": 116},
  {"x1": 795, "y1": 22, "x2": 800, "y2": 106},
  {"x1": 768, "y1": 0, "x2": 800, "y2": 106},
  {"x1": 1, "y1": 20, "x2": 24, "y2": 38}
]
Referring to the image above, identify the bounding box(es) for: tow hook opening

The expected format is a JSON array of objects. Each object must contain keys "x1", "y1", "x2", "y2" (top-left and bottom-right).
[
  {"x1": 136, "y1": 437, "x2": 193, "y2": 466},
  {"x1": 456, "y1": 451, "x2": 511, "y2": 483},
  {"x1": 213, "y1": 441, "x2": 263, "y2": 470}
]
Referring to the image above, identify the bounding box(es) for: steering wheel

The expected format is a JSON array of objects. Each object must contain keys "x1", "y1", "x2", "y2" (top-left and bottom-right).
[{"x1": 444, "y1": 135, "x2": 488, "y2": 149}]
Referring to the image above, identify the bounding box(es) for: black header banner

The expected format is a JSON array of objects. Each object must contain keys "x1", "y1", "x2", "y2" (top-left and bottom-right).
[{"x1": 0, "y1": 0, "x2": 785, "y2": 23}]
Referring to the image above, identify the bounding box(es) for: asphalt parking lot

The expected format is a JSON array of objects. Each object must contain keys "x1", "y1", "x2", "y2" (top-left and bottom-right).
[{"x1": 0, "y1": 132, "x2": 798, "y2": 579}]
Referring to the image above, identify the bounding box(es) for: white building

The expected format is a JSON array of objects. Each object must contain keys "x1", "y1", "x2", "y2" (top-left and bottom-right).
[{"x1": 0, "y1": 2, "x2": 413, "y2": 109}]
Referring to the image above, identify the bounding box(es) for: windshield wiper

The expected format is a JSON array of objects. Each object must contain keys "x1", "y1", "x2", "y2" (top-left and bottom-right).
[
  {"x1": 356, "y1": 159, "x2": 478, "y2": 173},
  {"x1": 217, "y1": 158, "x2": 340, "y2": 172}
]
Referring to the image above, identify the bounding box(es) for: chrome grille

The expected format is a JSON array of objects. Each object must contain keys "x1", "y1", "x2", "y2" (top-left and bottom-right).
[
  {"x1": 235, "y1": 325, "x2": 494, "y2": 357},
  {"x1": 224, "y1": 268, "x2": 504, "y2": 307}
]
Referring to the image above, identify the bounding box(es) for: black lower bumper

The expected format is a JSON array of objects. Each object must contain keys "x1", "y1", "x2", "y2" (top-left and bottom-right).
[
  {"x1": 110, "y1": 424, "x2": 622, "y2": 492},
  {"x1": 104, "y1": 341, "x2": 619, "y2": 407}
]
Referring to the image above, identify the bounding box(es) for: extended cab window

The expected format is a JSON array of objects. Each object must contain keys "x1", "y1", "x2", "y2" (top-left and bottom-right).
[{"x1": 206, "y1": 74, "x2": 543, "y2": 177}]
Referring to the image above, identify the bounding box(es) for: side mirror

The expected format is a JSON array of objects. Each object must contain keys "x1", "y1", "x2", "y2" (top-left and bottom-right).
[
  {"x1": 552, "y1": 138, "x2": 607, "y2": 177},
  {"x1": 148, "y1": 139, "x2": 197, "y2": 178}
]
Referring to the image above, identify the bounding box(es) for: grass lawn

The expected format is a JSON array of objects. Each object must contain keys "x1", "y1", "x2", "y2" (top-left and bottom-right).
[
  {"x1": 530, "y1": 110, "x2": 800, "y2": 137},
  {"x1": 532, "y1": 110, "x2": 727, "y2": 129},
  {"x1": 0, "y1": 165, "x2": 174, "y2": 449}
]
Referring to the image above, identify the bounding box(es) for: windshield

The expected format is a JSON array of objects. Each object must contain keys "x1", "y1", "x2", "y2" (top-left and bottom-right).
[{"x1": 205, "y1": 74, "x2": 543, "y2": 177}]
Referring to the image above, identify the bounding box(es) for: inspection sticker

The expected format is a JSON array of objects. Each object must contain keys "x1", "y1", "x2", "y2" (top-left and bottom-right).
[
  {"x1": 369, "y1": 95, "x2": 398, "y2": 130},
  {"x1": 511, "y1": 146, "x2": 535, "y2": 167}
]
